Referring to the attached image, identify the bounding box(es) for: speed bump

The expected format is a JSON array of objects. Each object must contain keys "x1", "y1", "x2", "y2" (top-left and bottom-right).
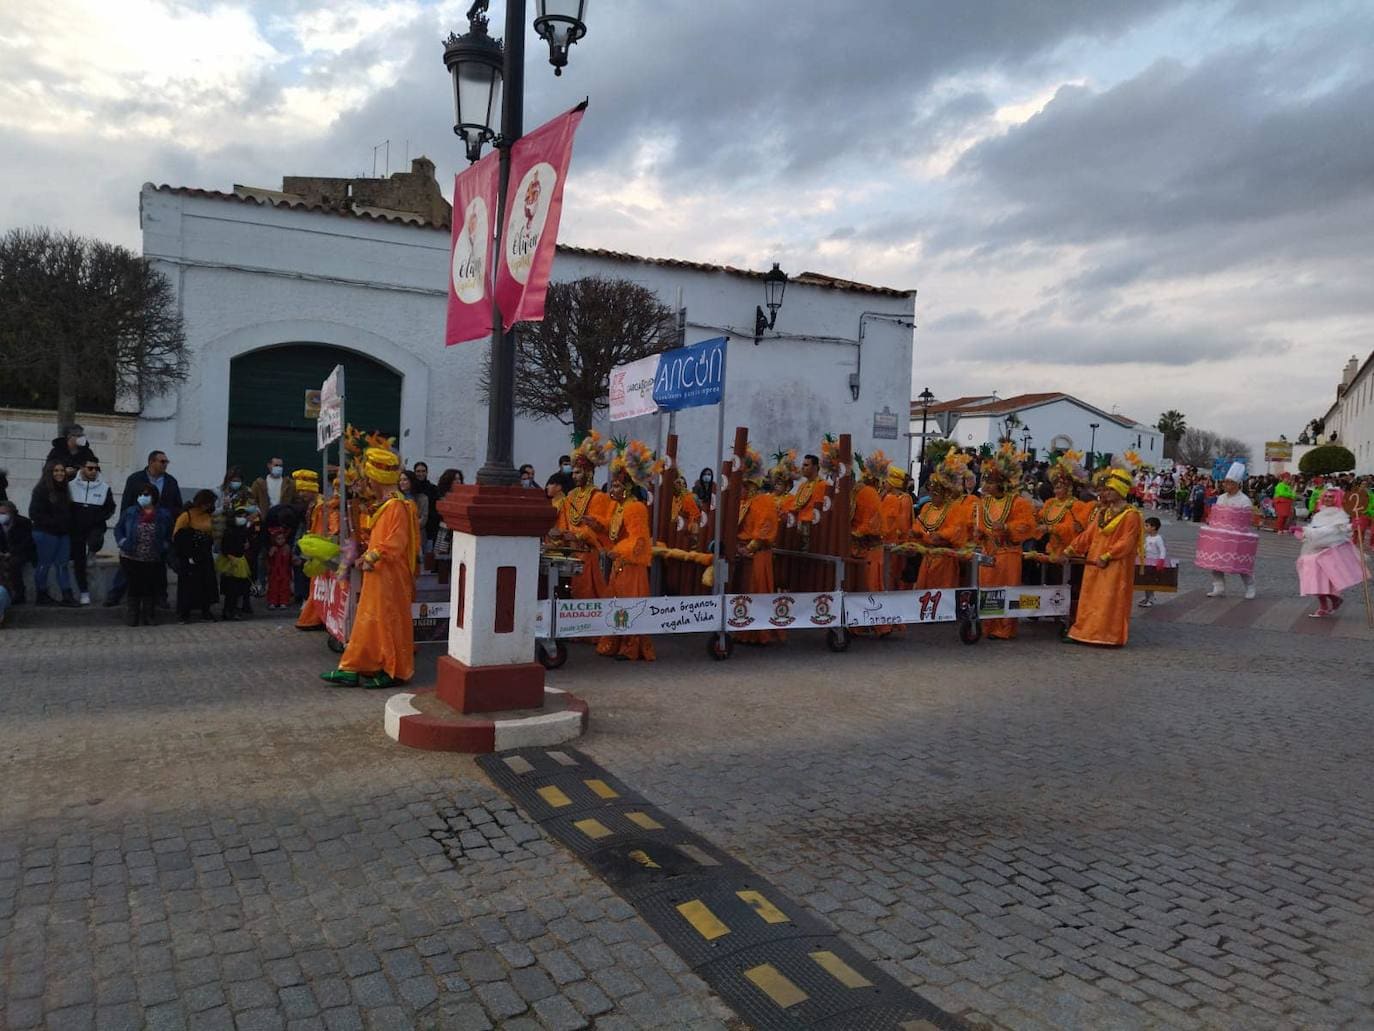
[{"x1": 477, "y1": 747, "x2": 966, "y2": 1030}]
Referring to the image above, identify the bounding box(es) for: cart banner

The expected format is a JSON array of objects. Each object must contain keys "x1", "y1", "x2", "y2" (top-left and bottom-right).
[
  {"x1": 411, "y1": 599, "x2": 451, "y2": 643},
  {"x1": 534, "y1": 599, "x2": 552, "y2": 638},
  {"x1": 608, "y1": 352, "x2": 661, "y2": 421},
  {"x1": 723, "y1": 592, "x2": 840, "y2": 632},
  {"x1": 317, "y1": 365, "x2": 344, "y2": 449},
  {"x1": 843, "y1": 588, "x2": 962, "y2": 628},
  {"x1": 653, "y1": 336, "x2": 726, "y2": 412},
  {"x1": 555, "y1": 595, "x2": 721, "y2": 638},
  {"x1": 495, "y1": 104, "x2": 586, "y2": 330},
  {"x1": 312, "y1": 571, "x2": 349, "y2": 640},
  {"x1": 977, "y1": 585, "x2": 1071, "y2": 619},
  {"x1": 446, "y1": 151, "x2": 500, "y2": 345}
]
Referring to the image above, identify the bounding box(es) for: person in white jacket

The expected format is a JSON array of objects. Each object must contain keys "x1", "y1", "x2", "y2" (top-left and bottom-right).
[
  {"x1": 67, "y1": 459, "x2": 115, "y2": 605},
  {"x1": 1138, "y1": 516, "x2": 1168, "y2": 607},
  {"x1": 1296, "y1": 487, "x2": 1366, "y2": 617}
]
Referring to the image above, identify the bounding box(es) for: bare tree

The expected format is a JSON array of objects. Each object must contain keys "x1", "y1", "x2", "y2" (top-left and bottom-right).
[
  {"x1": 0, "y1": 227, "x2": 188, "y2": 429},
  {"x1": 484, "y1": 275, "x2": 677, "y2": 437},
  {"x1": 1214, "y1": 436, "x2": 1252, "y2": 465},
  {"x1": 1175, "y1": 428, "x2": 1220, "y2": 467}
]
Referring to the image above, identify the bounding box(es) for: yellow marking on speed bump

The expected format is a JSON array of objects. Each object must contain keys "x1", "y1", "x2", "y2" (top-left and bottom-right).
[
  {"x1": 810, "y1": 950, "x2": 873, "y2": 988},
  {"x1": 628, "y1": 849, "x2": 660, "y2": 869},
  {"x1": 572, "y1": 818, "x2": 612, "y2": 840},
  {"x1": 677, "y1": 843, "x2": 719, "y2": 866},
  {"x1": 537, "y1": 786, "x2": 573, "y2": 808},
  {"x1": 744, "y1": 963, "x2": 808, "y2": 1008},
  {"x1": 625, "y1": 811, "x2": 663, "y2": 830},
  {"x1": 736, "y1": 890, "x2": 789, "y2": 924},
  {"x1": 676, "y1": 900, "x2": 730, "y2": 940},
  {"x1": 584, "y1": 778, "x2": 619, "y2": 799}
]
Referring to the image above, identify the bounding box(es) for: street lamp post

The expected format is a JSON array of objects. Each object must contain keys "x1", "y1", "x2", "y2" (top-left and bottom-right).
[
  {"x1": 1022, "y1": 427, "x2": 1032, "y2": 455},
  {"x1": 916, "y1": 386, "x2": 934, "y2": 484},
  {"x1": 445, "y1": 0, "x2": 588, "y2": 485},
  {"x1": 1088, "y1": 422, "x2": 1100, "y2": 472}
]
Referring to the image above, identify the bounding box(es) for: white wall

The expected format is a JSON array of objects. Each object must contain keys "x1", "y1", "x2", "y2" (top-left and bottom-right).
[
  {"x1": 1326, "y1": 362, "x2": 1374, "y2": 474},
  {"x1": 910, "y1": 398, "x2": 1163, "y2": 463},
  {"x1": 139, "y1": 186, "x2": 914, "y2": 491},
  {"x1": 0, "y1": 408, "x2": 140, "y2": 512}
]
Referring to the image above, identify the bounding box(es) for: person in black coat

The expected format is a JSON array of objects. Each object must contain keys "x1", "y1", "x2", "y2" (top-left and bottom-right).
[
  {"x1": 44, "y1": 424, "x2": 99, "y2": 478},
  {"x1": 28, "y1": 462, "x2": 79, "y2": 605},
  {"x1": 172, "y1": 490, "x2": 219, "y2": 623},
  {"x1": 0, "y1": 500, "x2": 35, "y2": 604},
  {"x1": 107, "y1": 450, "x2": 182, "y2": 607}
]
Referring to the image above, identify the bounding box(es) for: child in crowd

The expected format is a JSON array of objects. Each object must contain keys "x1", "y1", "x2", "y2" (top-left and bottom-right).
[
  {"x1": 265, "y1": 524, "x2": 294, "y2": 610},
  {"x1": 1138, "y1": 517, "x2": 1168, "y2": 608},
  {"x1": 1296, "y1": 487, "x2": 1365, "y2": 618},
  {"x1": 216, "y1": 507, "x2": 254, "y2": 620}
]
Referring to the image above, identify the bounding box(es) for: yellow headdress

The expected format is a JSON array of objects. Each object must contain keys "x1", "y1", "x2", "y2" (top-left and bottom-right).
[
  {"x1": 739, "y1": 444, "x2": 765, "y2": 486},
  {"x1": 1093, "y1": 450, "x2": 1140, "y2": 498},
  {"x1": 363, "y1": 447, "x2": 401, "y2": 485},
  {"x1": 886, "y1": 464, "x2": 906, "y2": 488},
  {"x1": 292, "y1": 469, "x2": 320, "y2": 492},
  {"x1": 767, "y1": 448, "x2": 798, "y2": 492}
]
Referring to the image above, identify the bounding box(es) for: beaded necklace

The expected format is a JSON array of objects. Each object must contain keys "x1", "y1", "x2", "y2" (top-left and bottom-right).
[
  {"x1": 566, "y1": 486, "x2": 595, "y2": 526},
  {"x1": 919, "y1": 498, "x2": 953, "y2": 533}
]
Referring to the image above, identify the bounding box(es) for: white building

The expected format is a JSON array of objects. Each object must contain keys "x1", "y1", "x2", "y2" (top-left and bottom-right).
[
  {"x1": 1320, "y1": 352, "x2": 1374, "y2": 474},
  {"x1": 908, "y1": 392, "x2": 1162, "y2": 466},
  {"x1": 96, "y1": 171, "x2": 914, "y2": 498}
]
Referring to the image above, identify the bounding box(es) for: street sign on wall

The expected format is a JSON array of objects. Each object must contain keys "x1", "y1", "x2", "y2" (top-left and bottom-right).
[
  {"x1": 317, "y1": 365, "x2": 344, "y2": 449},
  {"x1": 872, "y1": 406, "x2": 900, "y2": 440}
]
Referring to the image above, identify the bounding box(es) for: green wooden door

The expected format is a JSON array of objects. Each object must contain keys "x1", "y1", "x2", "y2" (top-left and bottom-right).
[{"x1": 227, "y1": 344, "x2": 402, "y2": 479}]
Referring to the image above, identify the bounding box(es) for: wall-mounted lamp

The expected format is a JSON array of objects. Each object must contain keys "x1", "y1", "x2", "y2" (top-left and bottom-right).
[{"x1": 753, "y1": 262, "x2": 788, "y2": 343}]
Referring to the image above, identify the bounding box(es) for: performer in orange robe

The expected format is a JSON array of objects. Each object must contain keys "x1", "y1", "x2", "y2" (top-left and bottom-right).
[
  {"x1": 849, "y1": 451, "x2": 890, "y2": 635},
  {"x1": 734, "y1": 448, "x2": 782, "y2": 644},
  {"x1": 792, "y1": 452, "x2": 828, "y2": 539},
  {"x1": 321, "y1": 448, "x2": 417, "y2": 687},
  {"x1": 548, "y1": 434, "x2": 614, "y2": 600},
  {"x1": 913, "y1": 451, "x2": 976, "y2": 590},
  {"x1": 294, "y1": 470, "x2": 326, "y2": 629},
  {"x1": 1064, "y1": 466, "x2": 1143, "y2": 647},
  {"x1": 880, "y1": 463, "x2": 915, "y2": 589},
  {"x1": 597, "y1": 448, "x2": 658, "y2": 661},
  {"x1": 1038, "y1": 451, "x2": 1096, "y2": 587},
  {"x1": 976, "y1": 445, "x2": 1038, "y2": 640}
]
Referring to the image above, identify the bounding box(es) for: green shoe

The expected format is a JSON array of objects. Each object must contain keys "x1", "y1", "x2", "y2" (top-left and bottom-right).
[
  {"x1": 320, "y1": 669, "x2": 360, "y2": 686},
  {"x1": 362, "y1": 673, "x2": 400, "y2": 690}
]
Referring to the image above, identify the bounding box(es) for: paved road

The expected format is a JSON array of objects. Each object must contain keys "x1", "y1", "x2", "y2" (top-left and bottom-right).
[{"x1": 3, "y1": 518, "x2": 1372, "y2": 1029}]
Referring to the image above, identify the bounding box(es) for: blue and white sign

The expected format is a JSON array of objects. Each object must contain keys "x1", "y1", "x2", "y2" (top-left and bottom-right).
[{"x1": 653, "y1": 336, "x2": 726, "y2": 412}]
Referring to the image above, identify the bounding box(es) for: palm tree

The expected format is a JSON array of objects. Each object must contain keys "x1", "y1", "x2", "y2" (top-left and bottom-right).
[{"x1": 1157, "y1": 410, "x2": 1187, "y2": 460}]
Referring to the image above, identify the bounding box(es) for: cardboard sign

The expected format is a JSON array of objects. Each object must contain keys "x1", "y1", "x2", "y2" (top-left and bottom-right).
[
  {"x1": 312, "y1": 571, "x2": 349, "y2": 641},
  {"x1": 842, "y1": 589, "x2": 962, "y2": 628},
  {"x1": 722, "y1": 592, "x2": 841, "y2": 631},
  {"x1": 555, "y1": 595, "x2": 722, "y2": 638}
]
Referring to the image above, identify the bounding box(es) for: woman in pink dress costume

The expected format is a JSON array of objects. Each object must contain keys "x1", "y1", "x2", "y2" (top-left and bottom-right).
[
  {"x1": 1296, "y1": 487, "x2": 1366, "y2": 618},
  {"x1": 1196, "y1": 462, "x2": 1259, "y2": 599}
]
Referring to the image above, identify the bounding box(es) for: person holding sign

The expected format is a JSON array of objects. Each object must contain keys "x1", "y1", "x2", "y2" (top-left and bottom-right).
[
  {"x1": 976, "y1": 443, "x2": 1039, "y2": 640},
  {"x1": 735, "y1": 446, "x2": 782, "y2": 645},
  {"x1": 1063, "y1": 464, "x2": 1144, "y2": 647},
  {"x1": 320, "y1": 448, "x2": 416, "y2": 689},
  {"x1": 597, "y1": 442, "x2": 661, "y2": 662}
]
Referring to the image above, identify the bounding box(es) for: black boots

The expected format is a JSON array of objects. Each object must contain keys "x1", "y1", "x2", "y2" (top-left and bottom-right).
[
  {"x1": 60, "y1": 590, "x2": 79, "y2": 608},
  {"x1": 126, "y1": 596, "x2": 141, "y2": 627},
  {"x1": 125, "y1": 597, "x2": 157, "y2": 626},
  {"x1": 142, "y1": 597, "x2": 157, "y2": 626}
]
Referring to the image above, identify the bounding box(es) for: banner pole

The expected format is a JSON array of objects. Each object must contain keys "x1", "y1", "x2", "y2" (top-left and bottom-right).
[{"x1": 710, "y1": 342, "x2": 730, "y2": 648}]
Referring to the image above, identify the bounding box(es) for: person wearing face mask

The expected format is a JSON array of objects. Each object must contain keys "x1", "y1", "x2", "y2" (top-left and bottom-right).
[
  {"x1": 216, "y1": 507, "x2": 255, "y2": 620},
  {"x1": 519, "y1": 464, "x2": 537, "y2": 489},
  {"x1": 68, "y1": 458, "x2": 116, "y2": 605},
  {"x1": 45, "y1": 423, "x2": 99, "y2": 479},
  {"x1": 173, "y1": 490, "x2": 220, "y2": 623},
  {"x1": 397, "y1": 471, "x2": 427, "y2": 563},
  {"x1": 106, "y1": 450, "x2": 182, "y2": 608},
  {"x1": 250, "y1": 457, "x2": 296, "y2": 518},
  {"x1": 28, "y1": 462, "x2": 79, "y2": 606},
  {"x1": 410, "y1": 462, "x2": 441, "y2": 556},
  {"x1": 693, "y1": 467, "x2": 715, "y2": 509},
  {"x1": 213, "y1": 466, "x2": 254, "y2": 550},
  {"x1": 114, "y1": 483, "x2": 171, "y2": 626},
  {"x1": 551, "y1": 455, "x2": 576, "y2": 496}
]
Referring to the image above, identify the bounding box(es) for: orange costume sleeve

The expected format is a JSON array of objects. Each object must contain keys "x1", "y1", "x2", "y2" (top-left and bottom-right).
[
  {"x1": 978, "y1": 495, "x2": 1036, "y2": 640},
  {"x1": 735, "y1": 493, "x2": 783, "y2": 642},
  {"x1": 610, "y1": 501, "x2": 653, "y2": 567},
  {"x1": 795, "y1": 480, "x2": 826, "y2": 527},
  {"x1": 880, "y1": 493, "x2": 913, "y2": 543},
  {"x1": 338, "y1": 497, "x2": 416, "y2": 680},
  {"x1": 851, "y1": 484, "x2": 883, "y2": 542},
  {"x1": 1066, "y1": 507, "x2": 1143, "y2": 647}
]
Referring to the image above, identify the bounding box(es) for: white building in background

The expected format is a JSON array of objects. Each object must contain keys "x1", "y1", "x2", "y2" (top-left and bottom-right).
[
  {"x1": 1321, "y1": 352, "x2": 1374, "y2": 474},
  {"x1": 113, "y1": 169, "x2": 915, "y2": 498},
  {"x1": 908, "y1": 392, "x2": 1162, "y2": 466}
]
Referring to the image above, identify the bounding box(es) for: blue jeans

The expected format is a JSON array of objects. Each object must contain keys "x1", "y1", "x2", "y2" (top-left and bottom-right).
[
  {"x1": 33, "y1": 530, "x2": 72, "y2": 595},
  {"x1": 0, "y1": 584, "x2": 10, "y2": 622}
]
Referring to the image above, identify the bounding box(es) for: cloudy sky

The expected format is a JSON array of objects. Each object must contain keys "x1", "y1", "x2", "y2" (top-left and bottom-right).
[{"x1": 3, "y1": 0, "x2": 1372, "y2": 454}]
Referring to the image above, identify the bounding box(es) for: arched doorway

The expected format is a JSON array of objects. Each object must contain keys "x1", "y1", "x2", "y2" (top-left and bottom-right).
[{"x1": 227, "y1": 344, "x2": 402, "y2": 478}]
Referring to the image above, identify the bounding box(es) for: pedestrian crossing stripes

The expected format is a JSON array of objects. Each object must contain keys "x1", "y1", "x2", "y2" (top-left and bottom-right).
[
  {"x1": 1143, "y1": 589, "x2": 1374, "y2": 639},
  {"x1": 478, "y1": 746, "x2": 966, "y2": 1030}
]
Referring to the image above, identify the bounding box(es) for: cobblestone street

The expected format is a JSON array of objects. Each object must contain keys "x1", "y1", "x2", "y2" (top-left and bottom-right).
[{"x1": 3, "y1": 519, "x2": 1373, "y2": 1029}]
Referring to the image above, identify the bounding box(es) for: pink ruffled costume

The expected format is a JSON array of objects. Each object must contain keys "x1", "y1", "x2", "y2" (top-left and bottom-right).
[{"x1": 1296, "y1": 507, "x2": 1366, "y2": 597}]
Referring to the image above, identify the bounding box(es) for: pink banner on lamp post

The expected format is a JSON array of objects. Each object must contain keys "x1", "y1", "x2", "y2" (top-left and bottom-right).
[
  {"x1": 493, "y1": 104, "x2": 586, "y2": 331},
  {"x1": 445, "y1": 151, "x2": 500, "y2": 346}
]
